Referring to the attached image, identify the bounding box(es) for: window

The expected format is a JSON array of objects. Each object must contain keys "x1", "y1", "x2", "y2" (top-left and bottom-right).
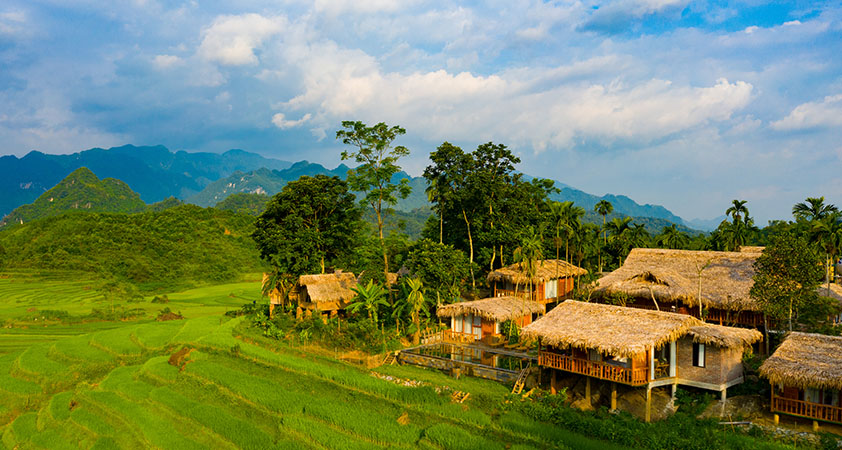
[
  {"x1": 805, "y1": 388, "x2": 822, "y2": 404},
  {"x1": 545, "y1": 280, "x2": 557, "y2": 299},
  {"x1": 692, "y1": 342, "x2": 706, "y2": 367}
]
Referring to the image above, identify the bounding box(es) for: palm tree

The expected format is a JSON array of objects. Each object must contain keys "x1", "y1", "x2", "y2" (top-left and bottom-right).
[
  {"x1": 594, "y1": 200, "x2": 613, "y2": 273},
  {"x1": 348, "y1": 280, "x2": 389, "y2": 326},
  {"x1": 793, "y1": 196, "x2": 838, "y2": 222},
  {"x1": 548, "y1": 201, "x2": 566, "y2": 278},
  {"x1": 628, "y1": 223, "x2": 650, "y2": 249},
  {"x1": 513, "y1": 226, "x2": 544, "y2": 301},
  {"x1": 403, "y1": 278, "x2": 428, "y2": 345},
  {"x1": 425, "y1": 180, "x2": 443, "y2": 244},
  {"x1": 561, "y1": 203, "x2": 585, "y2": 262},
  {"x1": 725, "y1": 199, "x2": 749, "y2": 224},
  {"x1": 606, "y1": 217, "x2": 633, "y2": 265},
  {"x1": 656, "y1": 224, "x2": 689, "y2": 250},
  {"x1": 811, "y1": 213, "x2": 842, "y2": 291}
]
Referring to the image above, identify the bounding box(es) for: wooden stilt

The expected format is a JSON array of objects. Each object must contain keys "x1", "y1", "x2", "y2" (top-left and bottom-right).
[
  {"x1": 813, "y1": 420, "x2": 819, "y2": 432},
  {"x1": 773, "y1": 414, "x2": 779, "y2": 425},
  {"x1": 645, "y1": 387, "x2": 652, "y2": 423},
  {"x1": 611, "y1": 383, "x2": 617, "y2": 411},
  {"x1": 671, "y1": 384, "x2": 677, "y2": 400},
  {"x1": 721, "y1": 388, "x2": 727, "y2": 402},
  {"x1": 550, "y1": 370, "x2": 557, "y2": 395},
  {"x1": 585, "y1": 377, "x2": 592, "y2": 407}
]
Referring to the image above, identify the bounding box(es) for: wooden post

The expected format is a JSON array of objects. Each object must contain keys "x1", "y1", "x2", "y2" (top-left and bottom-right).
[
  {"x1": 721, "y1": 388, "x2": 727, "y2": 402},
  {"x1": 645, "y1": 387, "x2": 652, "y2": 423},
  {"x1": 671, "y1": 383, "x2": 677, "y2": 401},
  {"x1": 773, "y1": 414, "x2": 779, "y2": 425},
  {"x1": 813, "y1": 420, "x2": 819, "y2": 432},
  {"x1": 611, "y1": 383, "x2": 617, "y2": 411},
  {"x1": 550, "y1": 370, "x2": 557, "y2": 395},
  {"x1": 649, "y1": 347, "x2": 655, "y2": 381},
  {"x1": 585, "y1": 377, "x2": 592, "y2": 407}
]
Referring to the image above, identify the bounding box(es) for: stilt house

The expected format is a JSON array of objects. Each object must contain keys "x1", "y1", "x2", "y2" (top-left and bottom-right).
[
  {"x1": 293, "y1": 270, "x2": 358, "y2": 318},
  {"x1": 488, "y1": 260, "x2": 587, "y2": 305},
  {"x1": 593, "y1": 248, "x2": 765, "y2": 327},
  {"x1": 759, "y1": 332, "x2": 842, "y2": 429},
  {"x1": 437, "y1": 296, "x2": 545, "y2": 343},
  {"x1": 521, "y1": 300, "x2": 761, "y2": 421}
]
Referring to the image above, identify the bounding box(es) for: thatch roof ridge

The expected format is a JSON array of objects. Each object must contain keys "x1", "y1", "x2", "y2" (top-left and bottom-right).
[
  {"x1": 299, "y1": 270, "x2": 356, "y2": 286},
  {"x1": 759, "y1": 332, "x2": 842, "y2": 390},
  {"x1": 593, "y1": 248, "x2": 759, "y2": 311},
  {"x1": 437, "y1": 296, "x2": 545, "y2": 322},
  {"x1": 521, "y1": 300, "x2": 702, "y2": 358},
  {"x1": 298, "y1": 271, "x2": 358, "y2": 306},
  {"x1": 687, "y1": 324, "x2": 763, "y2": 348},
  {"x1": 487, "y1": 259, "x2": 587, "y2": 285}
]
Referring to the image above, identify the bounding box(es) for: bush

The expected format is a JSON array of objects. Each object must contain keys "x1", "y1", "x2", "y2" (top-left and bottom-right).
[{"x1": 151, "y1": 295, "x2": 170, "y2": 304}]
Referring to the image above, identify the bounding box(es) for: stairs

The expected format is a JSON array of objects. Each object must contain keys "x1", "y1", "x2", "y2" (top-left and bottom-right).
[
  {"x1": 512, "y1": 362, "x2": 532, "y2": 395},
  {"x1": 382, "y1": 351, "x2": 398, "y2": 366},
  {"x1": 451, "y1": 391, "x2": 470, "y2": 403}
]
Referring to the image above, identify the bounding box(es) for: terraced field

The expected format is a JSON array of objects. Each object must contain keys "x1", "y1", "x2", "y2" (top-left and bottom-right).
[{"x1": 0, "y1": 316, "x2": 621, "y2": 449}]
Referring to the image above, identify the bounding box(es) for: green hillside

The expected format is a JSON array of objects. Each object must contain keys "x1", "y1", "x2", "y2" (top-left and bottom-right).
[
  {"x1": 214, "y1": 192, "x2": 270, "y2": 216},
  {"x1": 0, "y1": 168, "x2": 146, "y2": 227},
  {"x1": 0, "y1": 205, "x2": 264, "y2": 289}
]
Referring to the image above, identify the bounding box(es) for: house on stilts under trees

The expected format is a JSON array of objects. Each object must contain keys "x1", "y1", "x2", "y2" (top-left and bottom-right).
[
  {"x1": 488, "y1": 259, "x2": 587, "y2": 308},
  {"x1": 436, "y1": 296, "x2": 545, "y2": 344},
  {"x1": 760, "y1": 332, "x2": 842, "y2": 430},
  {"x1": 521, "y1": 300, "x2": 762, "y2": 421}
]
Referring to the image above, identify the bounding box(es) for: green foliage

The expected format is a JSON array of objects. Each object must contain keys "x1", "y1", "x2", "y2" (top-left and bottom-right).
[
  {"x1": 348, "y1": 280, "x2": 390, "y2": 325},
  {"x1": 214, "y1": 192, "x2": 269, "y2": 216},
  {"x1": 253, "y1": 175, "x2": 361, "y2": 276},
  {"x1": 405, "y1": 239, "x2": 471, "y2": 304}
]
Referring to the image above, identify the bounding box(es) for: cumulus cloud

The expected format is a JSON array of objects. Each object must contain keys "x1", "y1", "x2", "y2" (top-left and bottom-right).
[
  {"x1": 313, "y1": 0, "x2": 409, "y2": 15},
  {"x1": 272, "y1": 113, "x2": 311, "y2": 129},
  {"x1": 153, "y1": 54, "x2": 182, "y2": 69},
  {"x1": 770, "y1": 94, "x2": 842, "y2": 131},
  {"x1": 198, "y1": 13, "x2": 285, "y2": 66}
]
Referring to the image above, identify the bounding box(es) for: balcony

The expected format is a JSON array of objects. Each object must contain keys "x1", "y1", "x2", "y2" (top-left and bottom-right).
[
  {"x1": 538, "y1": 351, "x2": 650, "y2": 386},
  {"x1": 772, "y1": 394, "x2": 842, "y2": 424}
]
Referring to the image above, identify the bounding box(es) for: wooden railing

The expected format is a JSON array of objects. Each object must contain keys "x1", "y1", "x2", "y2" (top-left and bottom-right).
[
  {"x1": 701, "y1": 309, "x2": 765, "y2": 327},
  {"x1": 538, "y1": 352, "x2": 650, "y2": 386},
  {"x1": 440, "y1": 330, "x2": 478, "y2": 344},
  {"x1": 495, "y1": 289, "x2": 534, "y2": 300},
  {"x1": 772, "y1": 395, "x2": 842, "y2": 424}
]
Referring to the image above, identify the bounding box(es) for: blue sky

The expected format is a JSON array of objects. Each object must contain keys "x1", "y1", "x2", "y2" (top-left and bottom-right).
[{"x1": 0, "y1": 1, "x2": 840, "y2": 224}]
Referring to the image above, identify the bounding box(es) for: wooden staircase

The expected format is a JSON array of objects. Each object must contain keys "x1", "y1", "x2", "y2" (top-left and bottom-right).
[
  {"x1": 451, "y1": 391, "x2": 470, "y2": 403},
  {"x1": 512, "y1": 362, "x2": 532, "y2": 395},
  {"x1": 382, "y1": 351, "x2": 398, "y2": 366}
]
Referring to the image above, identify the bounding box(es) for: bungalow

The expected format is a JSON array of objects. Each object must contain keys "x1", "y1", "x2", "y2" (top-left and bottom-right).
[
  {"x1": 593, "y1": 248, "x2": 765, "y2": 328},
  {"x1": 521, "y1": 300, "x2": 761, "y2": 421},
  {"x1": 759, "y1": 332, "x2": 842, "y2": 430},
  {"x1": 437, "y1": 296, "x2": 545, "y2": 344},
  {"x1": 488, "y1": 259, "x2": 587, "y2": 306}
]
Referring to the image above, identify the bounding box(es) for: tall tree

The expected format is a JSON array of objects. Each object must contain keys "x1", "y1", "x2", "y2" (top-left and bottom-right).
[
  {"x1": 513, "y1": 226, "x2": 545, "y2": 301},
  {"x1": 655, "y1": 224, "x2": 689, "y2": 250},
  {"x1": 548, "y1": 201, "x2": 568, "y2": 278},
  {"x1": 594, "y1": 200, "x2": 613, "y2": 273},
  {"x1": 750, "y1": 232, "x2": 822, "y2": 331},
  {"x1": 725, "y1": 199, "x2": 749, "y2": 224},
  {"x1": 793, "y1": 196, "x2": 838, "y2": 222},
  {"x1": 337, "y1": 121, "x2": 411, "y2": 297},
  {"x1": 405, "y1": 239, "x2": 471, "y2": 306},
  {"x1": 402, "y1": 278, "x2": 428, "y2": 345},
  {"x1": 253, "y1": 175, "x2": 360, "y2": 281}
]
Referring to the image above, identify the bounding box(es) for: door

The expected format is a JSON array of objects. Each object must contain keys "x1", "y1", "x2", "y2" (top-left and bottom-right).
[{"x1": 481, "y1": 319, "x2": 495, "y2": 338}]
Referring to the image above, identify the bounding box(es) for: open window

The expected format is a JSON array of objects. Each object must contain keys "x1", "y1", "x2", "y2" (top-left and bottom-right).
[{"x1": 692, "y1": 342, "x2": 706, "y2": 368}]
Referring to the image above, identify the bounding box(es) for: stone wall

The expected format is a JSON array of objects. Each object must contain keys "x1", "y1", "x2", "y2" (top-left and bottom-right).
[{"x1": 676, "y1": 337, "x2": 744, "y2": 386}]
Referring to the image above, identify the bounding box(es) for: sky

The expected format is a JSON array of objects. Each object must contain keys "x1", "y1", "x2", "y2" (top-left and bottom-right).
[{"x1": 0, "y1": 1, "x2": 840, "y2": 224}]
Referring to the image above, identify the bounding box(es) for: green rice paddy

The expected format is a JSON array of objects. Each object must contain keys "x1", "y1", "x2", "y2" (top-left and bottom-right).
[{"x1": 0, "y1": 272, "x2": 620, "y2": 449}]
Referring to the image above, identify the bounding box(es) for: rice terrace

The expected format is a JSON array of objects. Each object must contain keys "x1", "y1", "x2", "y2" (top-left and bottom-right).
[{"x1": 2, "y1": 1, "x2": 842, "y2": 449}]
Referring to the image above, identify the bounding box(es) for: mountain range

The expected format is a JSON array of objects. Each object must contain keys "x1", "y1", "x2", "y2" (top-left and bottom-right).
[{"x1": 0, "y1": 145, "x2": 712, "y2": 231}]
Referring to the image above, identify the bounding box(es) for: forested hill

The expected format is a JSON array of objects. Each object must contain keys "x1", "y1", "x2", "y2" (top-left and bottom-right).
[
  {"x1": 551, "y1": 188, "x2": 687, "y2": 226},
  {"x1": 0, "y1": 145, "x2": 291, "y2": 217},
  {"x1": 0, "y1": 168, "x2": 147, "y2": 226},
  {"x1": 189, "y1": 161, "x2": 429, "y2": 212},
  {"x1": 0, "y1": 205, "x2": 264, "y2": 288}
]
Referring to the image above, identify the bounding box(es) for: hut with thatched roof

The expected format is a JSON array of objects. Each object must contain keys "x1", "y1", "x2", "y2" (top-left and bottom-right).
[
  {"x1": 759, "y1": 332, "x2": 842, "y2": 428},
  {"x1": 487, "y1": 259, "x2": 587, "y2": 306},
  {"x1": 592, "y1": 248, "x2": 765, "y2": 327},
  {"x1": 522, "y1": 300, "x2": 761, "y2": 421},
  {"x1": 293, "y1": 270, "x2": 358, "y2": 318},
  {"x1": 437, "y1": 296, "x2": 545, "y2": 343}
]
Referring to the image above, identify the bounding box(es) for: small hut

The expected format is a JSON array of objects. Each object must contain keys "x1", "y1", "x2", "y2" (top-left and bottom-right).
[
  {"x1": 437, "y1": 296, "x2": 545, "y2": 343},
  {"x1": 522, "y1": 300, "x2": 761, "y2": 421},
  {"x1": 487, "y1": 259, "x2": 587, "y2": 305},
  {"x1": 593, "y1": 248, "x2": 764, "y2": 327},
  {"x1": 294, "y1": 270, "x2": 358, "y2": 318},
  {"x1": 759, "y1": 332, "x2": 842, "y2": 428}
]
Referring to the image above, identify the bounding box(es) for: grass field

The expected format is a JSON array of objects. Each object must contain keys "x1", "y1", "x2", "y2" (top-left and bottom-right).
[{"x1": 0, "y1": 311, "x2": 623, "y2": 449}]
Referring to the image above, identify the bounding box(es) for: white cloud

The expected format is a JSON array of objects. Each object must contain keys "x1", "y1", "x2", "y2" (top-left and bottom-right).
[
  {"x1": 0, "y1": 9, "x2": 26, "y2": 35},
  {"x1": 198, "y1": 13, "x2": 285, "y2": 66},
  {"x1": 272, "y1": 113, "x2": 311, "y2": 129},
  {"x1": 770, "y1": 94, "x2": 842, "y2": 131},
  {"x1": 313, "y1": 0, "x2": 409, "y2": 15},
  {"x1": 153, "y1": 54, "x2": 182, "y2": 69}
]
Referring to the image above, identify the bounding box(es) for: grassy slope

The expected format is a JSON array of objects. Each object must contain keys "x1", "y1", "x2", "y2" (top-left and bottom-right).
[{"x1": 0, "y1": 313, "x2": 621, "y2": 449}]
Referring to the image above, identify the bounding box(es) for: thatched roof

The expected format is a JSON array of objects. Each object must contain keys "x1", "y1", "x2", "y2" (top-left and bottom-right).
[
  {"x1": 738, "y1": 246, "x2": 765, "y2": 254},
  {"x1": 593, "y1": 248, "x2": 760, "y2": 311},
  {"x1": 437, "y1": 296, "x2": 545, "y2": 322},
  {"x1": 521, "y1": 301, "x2": 701, "y2": 358},
  {"x1": 299, "y1": 271, "x2": 358, "y2": 305},
  {"x1": 687, "y1": 324, "x2": 762, "y2": 349},
  {"x1": 759, "y1": 332, "x2": 842, "y2": 390},
  {"x1": 487, "y1": 259, "x2": 587, "y2": 285},
  {"x1": 816, "y1": 283, "x2": 842, "y2": 303}
]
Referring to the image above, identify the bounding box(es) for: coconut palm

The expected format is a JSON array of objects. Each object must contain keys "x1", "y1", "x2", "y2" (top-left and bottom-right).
[
  {"x1": 594, "y1": 200, "x2": 613, "y2": 272},
  {"x1": 348, "y1": 280, "x2": 389, "y2": 326},
  {"x1": 793, "y1": 196, "x2": 838, "y2": 222},
  {"x1": 512, "y1": 226, "x2": 545, "y2": 301},
  {"x1": 628, "y1": 223, "x2": 651, "y2": 249},
  {"x1": 656, "y1": 224, "x2": 689, "y2": 250},
  {"x1": 606, "y1": 217, "x2": 633, "y2": 265},
  {"x1": 811, "y1": 213, "x2": 842, "y2": 291},
  {"x1": 725, "y1": 199, "x2": 749, "y2": 224}
]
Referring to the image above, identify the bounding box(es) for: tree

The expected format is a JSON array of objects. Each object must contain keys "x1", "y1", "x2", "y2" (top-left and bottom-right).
[
  {"x1": 337, "y1": 121, "x2": 411, "y2": 299},
  {"x1": 402, "y1": 278, "x2": 428, "y2": 345},
  {"x1": 548, "y1": 201, "x2": 568, "y2": 276},
  {"x1": 810, "y1": 213, "x2": 842, "y2": 290},
  {"x1": 655, "y1": 224, "x2": 689, "y2": 249},
  {"x1": 594, "y1": 200, "x2": 613, "y2": 272},
  {"x1": 253, "y1": 175, "x2": 360, "y2": 279},
  {"x1": 513, "y1": 226, "x2": 544, "y2": 301},
  {"x1": 725, "y1": 199, "x2": 749, "y2": 224},
  {"x1": 348, "y1": 280, "x2": 389, "y2": 326},
  {"x1": 405, "y1": 239, "x2": 471, "y2": 306},
  {"x1": 750, "y1": 232, "x2": 822, "y2": 331},
  {"x1": 793, "y1": 196, "x2": 838, "y2": 222}
]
